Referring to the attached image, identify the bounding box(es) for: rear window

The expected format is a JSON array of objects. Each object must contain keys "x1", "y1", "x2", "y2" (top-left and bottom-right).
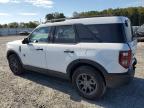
[{"x1": 86, "y1": 24, "x2": 125, "y2": 43}]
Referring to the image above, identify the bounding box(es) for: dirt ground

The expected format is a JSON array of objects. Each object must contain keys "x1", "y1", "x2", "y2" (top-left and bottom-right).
[{"x1": 0, "y1": 36, "x2": 144, "y2": 108}]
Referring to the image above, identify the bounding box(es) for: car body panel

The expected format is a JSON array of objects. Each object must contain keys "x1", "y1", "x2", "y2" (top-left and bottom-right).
[{"x1": 6, "y1": 17, "x2": 137, "y2": 88}]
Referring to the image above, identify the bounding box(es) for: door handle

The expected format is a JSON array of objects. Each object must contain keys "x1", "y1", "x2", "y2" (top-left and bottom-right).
[
  {"x1": 36, "y1": 48, "x2": 43, "y2": 51},
  {"x1": 64, "y1": 50, "x2": 74, "y2": 53}
]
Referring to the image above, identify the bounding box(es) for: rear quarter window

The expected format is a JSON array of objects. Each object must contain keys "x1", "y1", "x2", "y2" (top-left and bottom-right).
[
  {"x1": 86, "y1": 24, "x2": 125, "y2": 43},
  {"x1": 76, "y1": 24, "x2": 102, "y2": 42}
]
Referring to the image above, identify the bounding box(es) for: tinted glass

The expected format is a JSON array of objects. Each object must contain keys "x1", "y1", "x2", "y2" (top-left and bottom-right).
[
  {"x1": 54, "y1": 25, "x2": 76, "y2": 43},
  {"x1": 124, "y1": 21, "x2": 133, "y2": 42},
  {"x1": 86, "y1": 24, "x2": 125, "y2": 43},
  {"x1": 30, "y1": 27, "x2": 49, "y2": 43},
  {"x1": 76, "y1": 24, "x2": 98, "y2": 42}
]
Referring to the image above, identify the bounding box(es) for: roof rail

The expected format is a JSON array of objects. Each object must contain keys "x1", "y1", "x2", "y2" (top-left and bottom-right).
[
  {"x1": 45, "y1": 17, "x2": 81, "y2": 23},
  {"x1": 45, "y1": 15, "x2": 114, "y2": 23}
]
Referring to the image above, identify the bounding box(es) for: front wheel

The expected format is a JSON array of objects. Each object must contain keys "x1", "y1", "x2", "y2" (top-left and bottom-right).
[
  {"x1": 8, "y1": 54, "x2": 24, "y2": 75},
  {"x1": 72, "y1": 66, "x2": 106, "y2": 100}
]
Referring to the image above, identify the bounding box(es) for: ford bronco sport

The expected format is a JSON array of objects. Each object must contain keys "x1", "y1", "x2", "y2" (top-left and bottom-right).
[{"x1": 7, "y1": 16, "x2": 137, "y2": 99}]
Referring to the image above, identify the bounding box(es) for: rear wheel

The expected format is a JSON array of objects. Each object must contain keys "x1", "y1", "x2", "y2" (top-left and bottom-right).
[
  {"x1": 8, "y1": 54, "x2": 24, "y2": 75},
  {"x1": 72, "y1": 66, "x2": 106, "y2": 99}
]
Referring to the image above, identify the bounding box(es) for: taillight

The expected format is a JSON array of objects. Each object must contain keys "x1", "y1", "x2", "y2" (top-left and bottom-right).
[{"x1": 119, "y1": 50, "x2": 132, "y2": 69}]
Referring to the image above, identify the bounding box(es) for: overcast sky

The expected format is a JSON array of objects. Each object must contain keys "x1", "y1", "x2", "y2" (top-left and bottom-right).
[{"x1": 0, "y1": 0, "x2": 143, "y2": 24}]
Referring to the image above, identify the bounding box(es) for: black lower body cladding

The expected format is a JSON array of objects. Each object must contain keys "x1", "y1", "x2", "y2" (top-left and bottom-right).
[
  {"x1": 105, "y1": 68, "x2": 135, "y2": 88},
  {"x1": 104, "y1": 58, "x2": 137, "y2": 88}
]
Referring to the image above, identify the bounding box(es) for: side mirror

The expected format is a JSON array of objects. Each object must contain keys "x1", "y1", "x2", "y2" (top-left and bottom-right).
[{"x1": 22, "y1": 38, "x2": 29, "y2": 44}]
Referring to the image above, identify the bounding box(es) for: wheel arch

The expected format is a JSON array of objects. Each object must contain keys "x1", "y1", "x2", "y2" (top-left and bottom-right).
[
  {"x1": 67, "y1": 59, "x2": 108, "y2": 82},
  {"x1": 7, "y1": 50, "x2": 23, "y2": 65}
]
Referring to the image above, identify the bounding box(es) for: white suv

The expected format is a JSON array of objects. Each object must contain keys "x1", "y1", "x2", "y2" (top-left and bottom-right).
[{"x1": 7, "y1": 16, "x2": 137, "y2": 99}]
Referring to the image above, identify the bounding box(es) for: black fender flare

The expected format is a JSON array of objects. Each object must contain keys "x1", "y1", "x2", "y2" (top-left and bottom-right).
[
  {"x1": 66, "y1": 59, "x2": 108, "y2": 79},
  {"x1": 7, "y1": 50, "x2": 23, "y2": 65}
]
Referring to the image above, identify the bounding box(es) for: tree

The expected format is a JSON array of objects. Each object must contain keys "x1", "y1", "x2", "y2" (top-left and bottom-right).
[
  {"x1": 73, "y1": 12, "x2": 79, "y2": 18},
  {"x1": 45, "y1": 13, "x2": 54, "y2": 20},
  {"x1": 19, "y1": 22, "x2": 26, "y2": 28},
  {"x1": 0, "y1": 24, "x2": 2, "y2": 28},
  {"x1": 3, "y1": 24, "x2": 8, "y2": 28},
  {"x1": 8, "y1": 22, "x2": 19, "y2": 28},
  {"x1": 27, "y1": 21, "x2": 38, "y2": 28},
  {"x1": 53, "y1": 12, "x2": 65, "y2": 19},
  {"x1": 45, "y1": 12, "x2": 65, "y2": 21},
  {"x1": 77, "y1": 7, "x2": 144, "y2": 26},
  {"x1": 0, "y1": 21, "x2": 39, "y2": 28}
]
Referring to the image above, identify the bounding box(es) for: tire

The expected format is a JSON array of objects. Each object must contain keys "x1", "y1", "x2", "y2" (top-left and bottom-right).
[
  {"x1": 8, "y1": 54, "x2": 24, "y2": 75},
  {"x1": 72, "y1": 66, "x2": 106, "y2": 100}
]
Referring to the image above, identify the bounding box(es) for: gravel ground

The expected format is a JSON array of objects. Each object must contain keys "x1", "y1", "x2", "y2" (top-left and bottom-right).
[{"x1": 0, "y1": 36, "x2": 144, "y2": 108}]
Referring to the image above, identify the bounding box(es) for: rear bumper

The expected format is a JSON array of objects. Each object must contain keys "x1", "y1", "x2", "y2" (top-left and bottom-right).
[
  {"x1": 105, "y1": 68, "x2": 135, "y2": 88},
  {"x1": 105, "y1": 58, "x2": 137, "y2": 88}
]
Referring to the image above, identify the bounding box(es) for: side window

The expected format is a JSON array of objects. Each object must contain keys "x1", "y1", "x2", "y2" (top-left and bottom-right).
[
  {"x1": 86, "y1": 24, "x2": 125, "y2": 43},
  {"x1": 76, "y1": 24, "x2": 97, "y2": 42},
  {"x1": 54, "y1": 25, "x2": 76, "y2": 43},
  {"x1": 29, "y1": 27, "x2": 49, "y2": 43}
]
